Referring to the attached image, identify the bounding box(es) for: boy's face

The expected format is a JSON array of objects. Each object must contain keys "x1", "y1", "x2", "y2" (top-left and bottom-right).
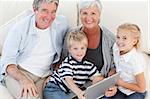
[
  {"x1": 69, "y1": 39, "x2": 87, "y2": 62},
  {"x1": 116, "y1": 29, "x2": 137, "y2": 54}
]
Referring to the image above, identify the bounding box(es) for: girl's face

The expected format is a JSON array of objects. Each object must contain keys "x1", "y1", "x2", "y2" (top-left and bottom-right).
[
  {"x1": 69, "y1": 39, "x2": 87, "y2": 62},
  {"x1": 80, "y1": 5, "x2": 100, "y2": 29},
  {"x1": 116, "y1": 29, "x2": 137, "y2": 54}
]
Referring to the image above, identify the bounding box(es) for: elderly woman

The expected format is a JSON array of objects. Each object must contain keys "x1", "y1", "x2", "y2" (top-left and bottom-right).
[{"x1": 62, "y1": 0, "x2": 117, "y2": 98}]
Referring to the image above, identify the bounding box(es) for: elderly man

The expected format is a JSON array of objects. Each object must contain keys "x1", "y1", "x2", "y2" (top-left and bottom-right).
[{"x1": 0, "y1": 0, "x2": 69, "y2": 98}]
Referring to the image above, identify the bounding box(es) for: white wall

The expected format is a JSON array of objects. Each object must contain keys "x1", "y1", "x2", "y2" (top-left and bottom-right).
[
  {"x1": 0, "y1": 0, "x2": 32, "y2": 26},
  {"x1": 0, "y1": 0, "x2": 149, "y2": 53},
  {"x1": 100, "y1": 0, "x2": 149, "y2": 54}
]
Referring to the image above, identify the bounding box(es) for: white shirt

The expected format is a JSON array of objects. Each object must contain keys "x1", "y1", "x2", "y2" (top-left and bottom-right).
[
  {"x1": 113, "y1": 43, "x2": 146, "y2": 95},
  {"x1": 19, "y1": 28, "x2": 56, "y2": 77}
]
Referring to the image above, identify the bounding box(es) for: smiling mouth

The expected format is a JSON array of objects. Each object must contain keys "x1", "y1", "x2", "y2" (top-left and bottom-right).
[
  {"x1": 77, "y1": 55, "x2": 83, "y2": 57},
  {"x1": 86, "y1": 22, "x2": 93, "y2": 24}
]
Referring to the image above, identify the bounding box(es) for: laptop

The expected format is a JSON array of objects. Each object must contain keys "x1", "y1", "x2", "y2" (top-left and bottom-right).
[{"x1": 84, "y1": 73, "x2": 120, "y2": 99}]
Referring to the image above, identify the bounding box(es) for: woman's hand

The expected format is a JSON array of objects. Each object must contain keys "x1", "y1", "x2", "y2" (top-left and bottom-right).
[
  {"x1": 105, "y1": 86, "x2": 117, "y2": 97},
  {"x1": 108, "y1": 68, "x2": 116, "y2": 76}
]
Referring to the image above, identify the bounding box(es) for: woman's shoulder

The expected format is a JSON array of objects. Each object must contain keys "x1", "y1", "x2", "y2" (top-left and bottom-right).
[
  {"x1": 101, "y1": 26, "x2": 115, "y2": 45},
  {"x1": 101, "y1": 26, "x2": 115, "y2": 38}
]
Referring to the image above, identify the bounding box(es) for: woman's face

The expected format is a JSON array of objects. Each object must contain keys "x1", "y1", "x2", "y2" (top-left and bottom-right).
[{"x1": 80, "y1": 5, "x2": 100, "y2": 29}]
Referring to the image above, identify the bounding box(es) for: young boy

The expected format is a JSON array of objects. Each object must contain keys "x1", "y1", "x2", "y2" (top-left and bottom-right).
[
  {"x1": 44, "y1": 31, "x2": 101, "y2": 99},
  {"x1": 112, "y1": 23, "x2": 146, "y2": 99}
]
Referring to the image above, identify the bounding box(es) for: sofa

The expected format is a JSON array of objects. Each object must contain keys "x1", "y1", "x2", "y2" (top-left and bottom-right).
[{"x1": 0, "y1": 0, "x2": 149, "y2": 99}]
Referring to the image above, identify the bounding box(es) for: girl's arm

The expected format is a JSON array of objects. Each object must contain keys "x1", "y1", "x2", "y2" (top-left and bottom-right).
[
  {"x1": 65, "y1": 77, "x2": 85, "y2": 99},
  {"x1": 117, "y1": 72, "x2": 146, "y2": 93},
  {"x1": 91, "y1": 75, "x2": 118, "y2": 97}
]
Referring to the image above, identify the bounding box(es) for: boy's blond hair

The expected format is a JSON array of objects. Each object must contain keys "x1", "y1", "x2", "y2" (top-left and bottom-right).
[
  {"x1": 117, "y1": 23, "x2": 141, "y2": 49},
  {"x1": 67, "y1": 31, "x2": 88, "y2": 49}
]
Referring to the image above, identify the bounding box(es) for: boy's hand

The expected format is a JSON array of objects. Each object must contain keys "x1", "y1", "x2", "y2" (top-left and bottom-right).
[
  {"x1": 78, "y1": 91, "x2": 85, "y2": 99},
  {"x1": 43, "y1": 76, "x2": 51, "y2": 89}
]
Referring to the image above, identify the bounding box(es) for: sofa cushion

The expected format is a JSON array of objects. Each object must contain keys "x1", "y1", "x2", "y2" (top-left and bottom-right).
[
  {"x1": 0, "y1": 10, "x2": 33, "y2": 55},
  {"x1": 0, "y1": 84, "x2": 13, "y2": 99}
]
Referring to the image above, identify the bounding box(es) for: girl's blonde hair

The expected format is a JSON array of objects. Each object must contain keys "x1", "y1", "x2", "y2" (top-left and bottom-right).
[
  {"x1": 67, "y1": 31, "x2": 88, "y2": 49},
  {"x1": 117, "y1": 23, "x2": 141, "y2": 49}
]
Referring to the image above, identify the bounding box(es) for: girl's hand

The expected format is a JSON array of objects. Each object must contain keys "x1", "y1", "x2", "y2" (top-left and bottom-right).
[
  {"x1": 117, "y1": 78, "x2": 125, "y2": 86},
  {"x1": 105, "y1": 86, "x2": 117, "y2": 97}
]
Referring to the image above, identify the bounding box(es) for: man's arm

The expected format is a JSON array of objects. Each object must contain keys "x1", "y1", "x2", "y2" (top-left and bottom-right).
[{"x1": 6, "y1": 64, "x2": 38, "y2": 98}]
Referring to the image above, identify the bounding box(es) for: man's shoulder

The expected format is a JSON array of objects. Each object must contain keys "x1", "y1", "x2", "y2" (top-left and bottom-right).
[
  {"x1": 10, "y1": 13, "x2": 34, "y2": 31},
  {"x1": 54, "y1": 15, "x2": 68, "y2": 24},
  {"x1": 56, "y1": 15, "x2": 67, "y2": 20},
  {"x1": 52, "y1": 15, "x2": 69, "y2": 30}
]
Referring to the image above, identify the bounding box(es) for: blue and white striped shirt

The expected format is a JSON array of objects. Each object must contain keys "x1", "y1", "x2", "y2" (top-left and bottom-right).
[{"x1": 50, "y1": 55, "x2": 99, "y2": 93}]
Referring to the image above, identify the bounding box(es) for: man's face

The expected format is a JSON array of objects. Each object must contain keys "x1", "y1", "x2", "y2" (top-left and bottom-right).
[{"x1": 34, "y1": 2, "x2": 57, "y2": 29}]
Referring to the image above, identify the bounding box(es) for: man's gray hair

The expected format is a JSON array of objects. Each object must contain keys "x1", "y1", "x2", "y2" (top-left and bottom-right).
[
  {"x1": 33, "y1": 0, "x2": 59, "y2": 10},
  {"x1": 78, "y1": 0, "x2": 102, "y2": 13}
]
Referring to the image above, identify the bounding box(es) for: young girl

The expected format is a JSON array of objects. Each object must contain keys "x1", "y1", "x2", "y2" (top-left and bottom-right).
[{"x1": 112, "y1": 23, "x2": 146, "y2": 99}]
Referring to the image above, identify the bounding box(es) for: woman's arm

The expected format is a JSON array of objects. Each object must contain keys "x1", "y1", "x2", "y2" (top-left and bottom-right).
[
  {"x1": 117, "y1": 72, "x2": 146, "y2": 93},
  {"x1": 108, "y1": 68, "x2": 116, "y2": 76},
  {"x1": 65, "y1": 77, "x2": 85, "y2": 99}
]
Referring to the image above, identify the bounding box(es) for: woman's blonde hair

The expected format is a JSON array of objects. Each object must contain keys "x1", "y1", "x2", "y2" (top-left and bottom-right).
[
  {"x1": 117, "y1": 23, "x2": 141, "y2": 49},
  {"x1": 67, "y1": 31, "x2": 88, "y2": 49}
]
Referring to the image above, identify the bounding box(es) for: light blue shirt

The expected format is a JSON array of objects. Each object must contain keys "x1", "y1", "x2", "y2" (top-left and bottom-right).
[{"x1": 0, "y1": 13, "x2": 69, "y2": 81}]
